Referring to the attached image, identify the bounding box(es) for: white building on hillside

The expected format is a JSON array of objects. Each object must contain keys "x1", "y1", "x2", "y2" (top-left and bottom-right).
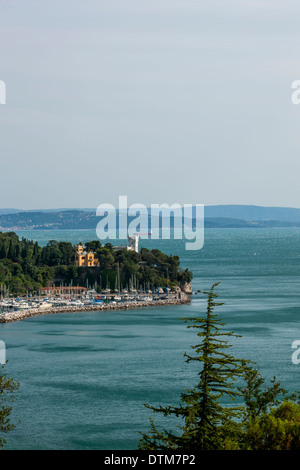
[
  {"x1": 113, "y1": 234, "x2": 139, "y2": 253},
  {"x1": 127, "y1": 234, "x2": 139, "y2": 252}
]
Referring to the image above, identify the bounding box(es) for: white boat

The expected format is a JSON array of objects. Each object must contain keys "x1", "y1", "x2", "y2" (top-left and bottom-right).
[
  {"x1": 137, "y1": 296, "x2": 153, "y2": 302},
  {"x1": 38, "y1": 302, "x2": 53, "y2": 309},
  {"x1": 69, "y1": 300, "x2": 84, "y2": 307},
  {"x1": 15, "y1": 301, "x2": 31, "y2": 310}
]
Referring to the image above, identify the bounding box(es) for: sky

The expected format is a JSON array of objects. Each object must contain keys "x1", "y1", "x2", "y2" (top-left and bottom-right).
[{"x1": 1, "y1": 0, "x2": 300, "y2": 210}]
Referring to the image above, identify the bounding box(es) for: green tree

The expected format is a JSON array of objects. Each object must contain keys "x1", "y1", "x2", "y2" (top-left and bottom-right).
[
  {"x1": 7, "y1": 240, "x2": 16, "y2": 261},
  {"x1": 85, "y1": 240, "x2": 102, "y2": 253},
  {"x1": 97, "y1": 248, "x2": 115, "y2": 269},
  {"x1": 239, "y1": 367, "x2": 288, "y2": 421},
  {"x1": 221, "y1": 368, "x2": 300, "y2": 450},
  {"x1": 139, "y1": 282, "x2": 250, "y2": 450},
  {"x1": 0, "y1": 364, "x2": 19, "y2": 448},
  {"x1": 58, "y1": 242, "x2": 74, "y2": 265},
  {"x1": 241, "y1": 401, "x2": 300, "y2": 450}
]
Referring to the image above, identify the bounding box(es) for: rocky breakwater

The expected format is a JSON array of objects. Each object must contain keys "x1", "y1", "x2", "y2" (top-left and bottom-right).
[{"x1": 0, "y1": 293, "x2": 191, "y2": 323}]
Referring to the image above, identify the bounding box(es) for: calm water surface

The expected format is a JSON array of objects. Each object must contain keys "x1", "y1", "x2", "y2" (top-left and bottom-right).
[{"x1": 1, "y1": 228, "x2": 300, "y2": 449}]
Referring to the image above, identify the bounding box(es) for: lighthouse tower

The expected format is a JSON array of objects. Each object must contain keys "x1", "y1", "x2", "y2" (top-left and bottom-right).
[{"x1": 127, "y1": 234, "x2": 139, "y2": 253}]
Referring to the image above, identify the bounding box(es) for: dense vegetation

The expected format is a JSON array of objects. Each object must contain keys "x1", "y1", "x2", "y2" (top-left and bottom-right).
[
  {"x1": 139, "y1": 283, "x2": 300, "y2": 450},
  {"x1": 0, "y1": 364, "x2": 19, "y2": 448},
  {"x1": 0, "y1": 232, "x2": 192, "y2": 295}
]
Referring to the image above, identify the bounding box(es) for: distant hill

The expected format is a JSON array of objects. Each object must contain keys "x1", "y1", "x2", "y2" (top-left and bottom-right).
[
  {"x1": 1, "y1": 204, "x2": 300, "y2": 222},
  {"x1": 0, "y1": 210, "x2": 98, "y2": 230},
  {"x1": 205, "y1": 205, "x2": 300, "y2": 222},
  {"x1": 0, "y1": 208, "x2": 95, "y2": 216},
  {"x1": 204, "y1": 218, "x2": 300, "y2": 228},
  {"x1": 1, "y1": 207, "x2": 300, "y2": 230}
]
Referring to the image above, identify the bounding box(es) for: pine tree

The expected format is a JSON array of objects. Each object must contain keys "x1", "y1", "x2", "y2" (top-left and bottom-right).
[
  {"x1": 7, "y1": 240, "x2": 15, "y2": 261},
  {"x1": 139, "y1": 282, "x2": 251, "y2": 450}
]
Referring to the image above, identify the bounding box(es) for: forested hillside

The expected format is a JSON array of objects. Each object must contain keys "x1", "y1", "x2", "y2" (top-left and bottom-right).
[{"x1": 0, "y1": 232, "x2": 192, "y2": 295}]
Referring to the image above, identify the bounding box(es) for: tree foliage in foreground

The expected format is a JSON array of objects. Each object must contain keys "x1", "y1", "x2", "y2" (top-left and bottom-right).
[
  {"x1": 139, "y1": 282, "x2": 300, "y2": 450},
  {"x1": 0, "y1": 363, "x2": 19, "y2": 448}
]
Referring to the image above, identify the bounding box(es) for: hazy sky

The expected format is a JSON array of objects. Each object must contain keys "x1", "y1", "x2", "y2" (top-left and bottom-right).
[{"x1": 1, "y1": 0, "x2": 300, "y2": 209}]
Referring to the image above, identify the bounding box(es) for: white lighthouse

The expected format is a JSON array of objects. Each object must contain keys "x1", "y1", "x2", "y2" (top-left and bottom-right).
[{"x1": 127, "y1": 234, "x2": 139, "y2": 253}]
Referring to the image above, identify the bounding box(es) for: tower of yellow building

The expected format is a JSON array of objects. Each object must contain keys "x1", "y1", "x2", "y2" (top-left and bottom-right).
[{"x1": 74, "y1": 244, "x2": 100, "y2": 267}]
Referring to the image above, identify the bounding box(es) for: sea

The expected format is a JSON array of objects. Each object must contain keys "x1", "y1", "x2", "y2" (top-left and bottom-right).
[{"x1": 1, "y1": 227, "x2": 300, "y2": 450}]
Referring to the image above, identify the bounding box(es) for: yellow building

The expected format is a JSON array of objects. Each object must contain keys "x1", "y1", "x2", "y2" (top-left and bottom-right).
[{"x1": 74, "y1": 244, "x2": 100, "y2": 267}]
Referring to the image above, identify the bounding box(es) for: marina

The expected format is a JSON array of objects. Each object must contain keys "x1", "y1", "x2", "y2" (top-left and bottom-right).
[{"x1": 0, "y1": 287, "x2": 191, "y2": 323}]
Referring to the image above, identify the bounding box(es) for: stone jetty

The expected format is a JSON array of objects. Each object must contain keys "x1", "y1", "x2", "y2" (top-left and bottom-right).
[{"x1": 0, "y1": 295, "x2": 191, "y2": 323}]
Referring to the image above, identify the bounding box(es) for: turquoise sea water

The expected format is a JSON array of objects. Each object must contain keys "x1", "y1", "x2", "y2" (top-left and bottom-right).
[{"x1": 1, "y1": 228, "x2": 300, "y2": 449}]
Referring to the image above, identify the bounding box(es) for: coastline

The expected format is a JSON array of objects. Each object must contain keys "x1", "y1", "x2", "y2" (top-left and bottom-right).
[{"x1": 0, "y1": 294, "x2": 191, "y2": 323}]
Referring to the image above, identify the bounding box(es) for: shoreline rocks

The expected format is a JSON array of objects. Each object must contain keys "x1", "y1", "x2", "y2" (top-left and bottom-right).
[{"x1": 180, "y1": 282, "x2": 193, "y2": 295}]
